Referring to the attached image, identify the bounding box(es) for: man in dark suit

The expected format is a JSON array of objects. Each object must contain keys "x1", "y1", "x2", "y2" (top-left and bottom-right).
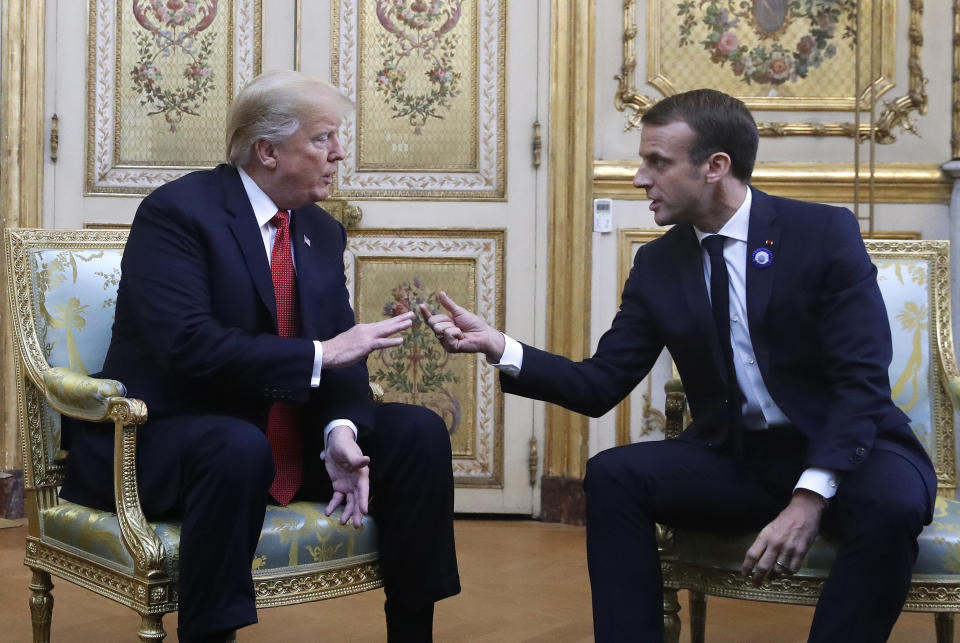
[
  {"x1": 422, "y1": 89, "x2": 935, "y2": 641},
  {"x1": 60, "y1": 70, "x2": 460, "y2": 642}
]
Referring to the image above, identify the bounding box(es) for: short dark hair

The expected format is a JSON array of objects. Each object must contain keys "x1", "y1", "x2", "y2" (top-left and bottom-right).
[{"x1": 641, "y1": 89, "x2": 759, "y2": 182}]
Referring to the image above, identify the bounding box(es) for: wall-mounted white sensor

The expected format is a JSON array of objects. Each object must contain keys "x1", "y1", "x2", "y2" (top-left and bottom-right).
[{"x1": 593, "y1": 198, "x2": 613, "y2": 233}]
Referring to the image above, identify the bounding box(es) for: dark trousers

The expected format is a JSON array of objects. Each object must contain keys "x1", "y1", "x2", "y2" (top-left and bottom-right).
[
  {"x1": 62, "y1": 403, "x2": 460, "y2": 643},
  {"x1": 583, "y1": 428, "x2": 930, "y2": 643}
]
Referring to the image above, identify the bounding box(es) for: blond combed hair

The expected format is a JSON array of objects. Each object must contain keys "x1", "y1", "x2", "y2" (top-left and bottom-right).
[{"x1": 225, "y1": 70, "x2": 354, "y2": 167}]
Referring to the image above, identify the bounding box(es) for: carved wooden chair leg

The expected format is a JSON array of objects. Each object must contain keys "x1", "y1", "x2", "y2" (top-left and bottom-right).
[
  {"x1": 935, "y1": 612, "x2": 955, "y2": 643},
  {"x1": 689, "y1": 590, "x2": 706, "y2": 643},
  {"x1": 137, "y1": 613, "x2": 166, "y2": 642},
  {"x1": 28, "y1": 567, "x2": 53, "y2": 643},
  {"x1": 663, "y1": 587, "x2": 681, "y2": 643}
]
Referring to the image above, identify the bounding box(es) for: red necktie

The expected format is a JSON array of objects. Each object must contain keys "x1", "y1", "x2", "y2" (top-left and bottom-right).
[{"x1": 267, "y1": 211, "x2": 302, "y2": 505}]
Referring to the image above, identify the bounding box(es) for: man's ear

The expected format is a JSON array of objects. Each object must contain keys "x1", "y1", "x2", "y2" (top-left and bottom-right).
[
  {"x1": 253, "y1": 139, "x2": 279, "y2": 170},
  {"x1": 704, "y1": 152, "x2": 731, "y2": 184}
]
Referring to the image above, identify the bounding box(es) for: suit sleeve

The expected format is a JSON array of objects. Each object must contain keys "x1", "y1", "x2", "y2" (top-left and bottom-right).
[
  {"x1": 501, "y1": 245, "x2": 665, "y2": 417},
  {"x1": 118, "y1": 192, "x2": 316, "y2": 402},
  {"x1": 308, "y1": 222, "x2": 376, "y2": 435},
  {"x1": 806, "y1": 209, "x2": 895, "y2": 471}
]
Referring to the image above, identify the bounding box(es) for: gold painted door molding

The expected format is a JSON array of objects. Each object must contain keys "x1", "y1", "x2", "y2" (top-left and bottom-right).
[
  {"x1": 306, "y1": 0, "x2": 544, "y2": 515},
  {"x1": 540, "y1": 0, "x2": 595, "y2": 521},
  {"x1": 1, "y1": 0, "x2": 46, "y2": 468}
]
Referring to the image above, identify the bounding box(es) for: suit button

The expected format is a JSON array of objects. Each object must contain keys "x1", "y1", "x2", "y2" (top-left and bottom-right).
[{"x1": 855, "y1": 446, "x2": 866, "y2": 456}]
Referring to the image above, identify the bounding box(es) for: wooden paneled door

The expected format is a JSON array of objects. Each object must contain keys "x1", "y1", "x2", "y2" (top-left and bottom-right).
[{"x1": 37, "y1": 0, "x2": 548, "y2": 514}]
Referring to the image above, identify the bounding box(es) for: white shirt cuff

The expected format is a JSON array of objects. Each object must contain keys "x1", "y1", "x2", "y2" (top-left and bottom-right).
[
  {"x1": 489, "y1": 333, "x2": 523, "y2": 377},
  {"x1": 320, "y1": 419, "x2": 358, "y2": 459},
  {"x1": 311, "y1": 340, "x2": 323, "y2": 387},
  {"x1": 794, "y1": 467, "x2": 839, "y2": 499}
]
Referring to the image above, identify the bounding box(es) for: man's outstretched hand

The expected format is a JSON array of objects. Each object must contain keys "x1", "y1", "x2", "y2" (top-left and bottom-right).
[
  {"x1": 322, "y1": 311, "x2": 415, "y2": 369},
  {"x1": 419, "y1": 291, "x2": 505, "y2": 363},
  {"x1": 324, "y1": 425, "x2": 370, "y2": 529}
]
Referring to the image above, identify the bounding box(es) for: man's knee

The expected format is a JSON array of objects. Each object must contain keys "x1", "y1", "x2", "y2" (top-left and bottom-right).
[
  {"x1": 585, "y1": 446, "x2": 641, "y2": 497},
  {"x1": 383, "y1": 404, "x2": 452, "y2": 460},
  {"x1": 195, "y1": 416, "x2": 274, "y2": 486},
  {"x1": 849, "y1": 491, "x2": 925, "y2": 535}
]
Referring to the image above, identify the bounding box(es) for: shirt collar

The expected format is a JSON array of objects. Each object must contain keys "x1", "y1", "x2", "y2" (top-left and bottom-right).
[
  {"x1": 237, "y1": 166, "x2": 286, "y2": 228},
  {"x1": 693, "y1": 187, "x2": 752, "y2": 245}
]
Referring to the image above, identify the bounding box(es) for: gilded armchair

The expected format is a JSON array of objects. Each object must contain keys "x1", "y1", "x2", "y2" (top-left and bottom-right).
[
  {"x1": 5, "y1": 228, "x2": 382, "y2": 642},
  {"x1": 658, "y1": 239, "x2": 960, "y2": 642}
]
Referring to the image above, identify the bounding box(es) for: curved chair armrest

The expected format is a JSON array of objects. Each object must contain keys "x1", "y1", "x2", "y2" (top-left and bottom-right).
[
  {"x1": 43, "y1": 367, "x2": 134, "y2": 423},
  {"x1": 43, "y1": 368, "x2": 164, "y2": 577}
]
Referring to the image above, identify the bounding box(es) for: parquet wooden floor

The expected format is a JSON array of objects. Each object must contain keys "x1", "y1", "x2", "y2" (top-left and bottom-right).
[{"x1": 0, "y1": 518, "x2": 943, "y2": 641}]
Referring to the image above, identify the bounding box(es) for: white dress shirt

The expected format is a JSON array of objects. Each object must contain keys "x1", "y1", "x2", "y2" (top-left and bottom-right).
[
  {"x1": 494, "y1": 188, "x2": 838, "y2": 500},
  {"x1": 238, "y1": 168, "x2": 358, "y2": 449}
]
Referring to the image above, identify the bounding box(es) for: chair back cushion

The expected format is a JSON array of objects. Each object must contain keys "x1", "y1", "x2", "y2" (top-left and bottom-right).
[
  {"x1": 5, "y1": 229, "x2": 129, "y2": 487},
  {"x1": 30, "y1": 247, "x2": 123, "y2": 375},
  {"x1": 866, "y1": 240, "x2": 956, "y2": 494}
]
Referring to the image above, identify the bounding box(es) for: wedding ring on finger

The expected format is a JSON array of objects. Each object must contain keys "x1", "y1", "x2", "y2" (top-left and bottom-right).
[{"x1": 775, "y1": 560, "x2": 794, "y2": 575}]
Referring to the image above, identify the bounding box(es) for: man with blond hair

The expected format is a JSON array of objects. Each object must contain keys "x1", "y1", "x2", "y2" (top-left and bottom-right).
[{"x1": 61, "y1": 70, "x2": 460, "y2": 642}]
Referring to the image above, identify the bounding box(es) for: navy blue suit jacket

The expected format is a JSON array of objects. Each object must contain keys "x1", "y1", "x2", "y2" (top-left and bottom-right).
[
  {"x1": 61, "y1": 164, "x2": 374, "y2": 506},
  {"x1": 502, "y1": 188, "x2": 936, "y2": 511}
]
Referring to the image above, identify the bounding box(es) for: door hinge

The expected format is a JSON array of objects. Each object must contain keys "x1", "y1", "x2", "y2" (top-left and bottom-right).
[
  {"x1": 528, "y1": 436, "x2": 538, "y2": 486},
  {"x1": 50, "y1": 114, "x2": 59, "y2": 164},
  {"x1": 532, "y1": 120, "x2": 542, "y2": 169}
]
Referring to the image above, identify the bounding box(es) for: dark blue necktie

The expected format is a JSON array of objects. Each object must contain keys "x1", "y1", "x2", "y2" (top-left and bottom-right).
[{"x1": 701, "y1": 235, "x2": 743, "y2": 460}]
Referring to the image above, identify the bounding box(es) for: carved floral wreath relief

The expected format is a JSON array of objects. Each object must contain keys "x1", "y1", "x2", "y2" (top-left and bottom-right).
[
  {"x1": 374, "y1": 0, "x2": 464, "y2": 135},
  {"x1": 372, "y1": 278, "x2": 462, "y2": 434},
  {"x1": 130, "y1": 0, "x2": 219, "y2": 132},
  {"x1": 678, "y1": 0, "x2": 857, "y2": 87}
]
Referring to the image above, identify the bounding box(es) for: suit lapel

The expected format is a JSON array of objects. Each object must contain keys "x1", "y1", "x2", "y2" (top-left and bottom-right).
[
  {"x1": 289, "y1": 209, "x2": 317, "y2": 338},
  {"x1": 222, "y1": 166, "x2": 278, "y2": 325},
  {"x1": 677, "y1": 225, "x2": 729, "y2": 384},
  {"x1": 745, "y1": 188, "x2": 780, "y2": 375}
]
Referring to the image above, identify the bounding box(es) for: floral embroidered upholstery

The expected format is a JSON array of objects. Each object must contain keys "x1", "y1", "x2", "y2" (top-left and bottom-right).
[
  {"x1": 658, "y1": 240, "x2": 960, "y2": 643},
  {"x1": 5, "y1": 229, "x2": 383, "y2": 642},
  {"x1": 40, "y1": 501, "x2": 378, "y2": 583},
  {"x1": 29, "y1": 247, "x2": 122, "y2": 376},
  {"x1": 20, "y1": 247, "x2": 123, "y2": 465},
  {"x1": 253, "y1": 503, "x2": 379, "y2": 574},
  {"x1": 877, "y1": 258, "x2": 936, "y2": 457}
]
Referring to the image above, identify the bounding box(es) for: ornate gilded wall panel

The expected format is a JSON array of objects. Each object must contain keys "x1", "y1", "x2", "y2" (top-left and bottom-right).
[
  {"x1": 615, "y1": 229, "x2": 671, "y2": 446},
  {"x1": 652, "y1": 0, "x2": 894, "y2": 109},
  {"x1": 331, "y1": 1, "x2": 506, "y2": 199},
  {"x1": 344, "y1": 230, "x2": 504, "y2": 487},
  {"x1": 85, "y1": 0, "x2": 262, "y2": 195},
  {"x1": 616, "y1": 0, "x2": 926, "y2": 142}
]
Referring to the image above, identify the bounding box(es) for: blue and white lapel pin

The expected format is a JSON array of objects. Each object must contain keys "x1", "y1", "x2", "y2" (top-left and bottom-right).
[
  {"x1": 751, "y1": 240, "x2": 774, "y2": 269},
  {"x1": 303, "y1": 235, "x2": 311, "y2": 247}
]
